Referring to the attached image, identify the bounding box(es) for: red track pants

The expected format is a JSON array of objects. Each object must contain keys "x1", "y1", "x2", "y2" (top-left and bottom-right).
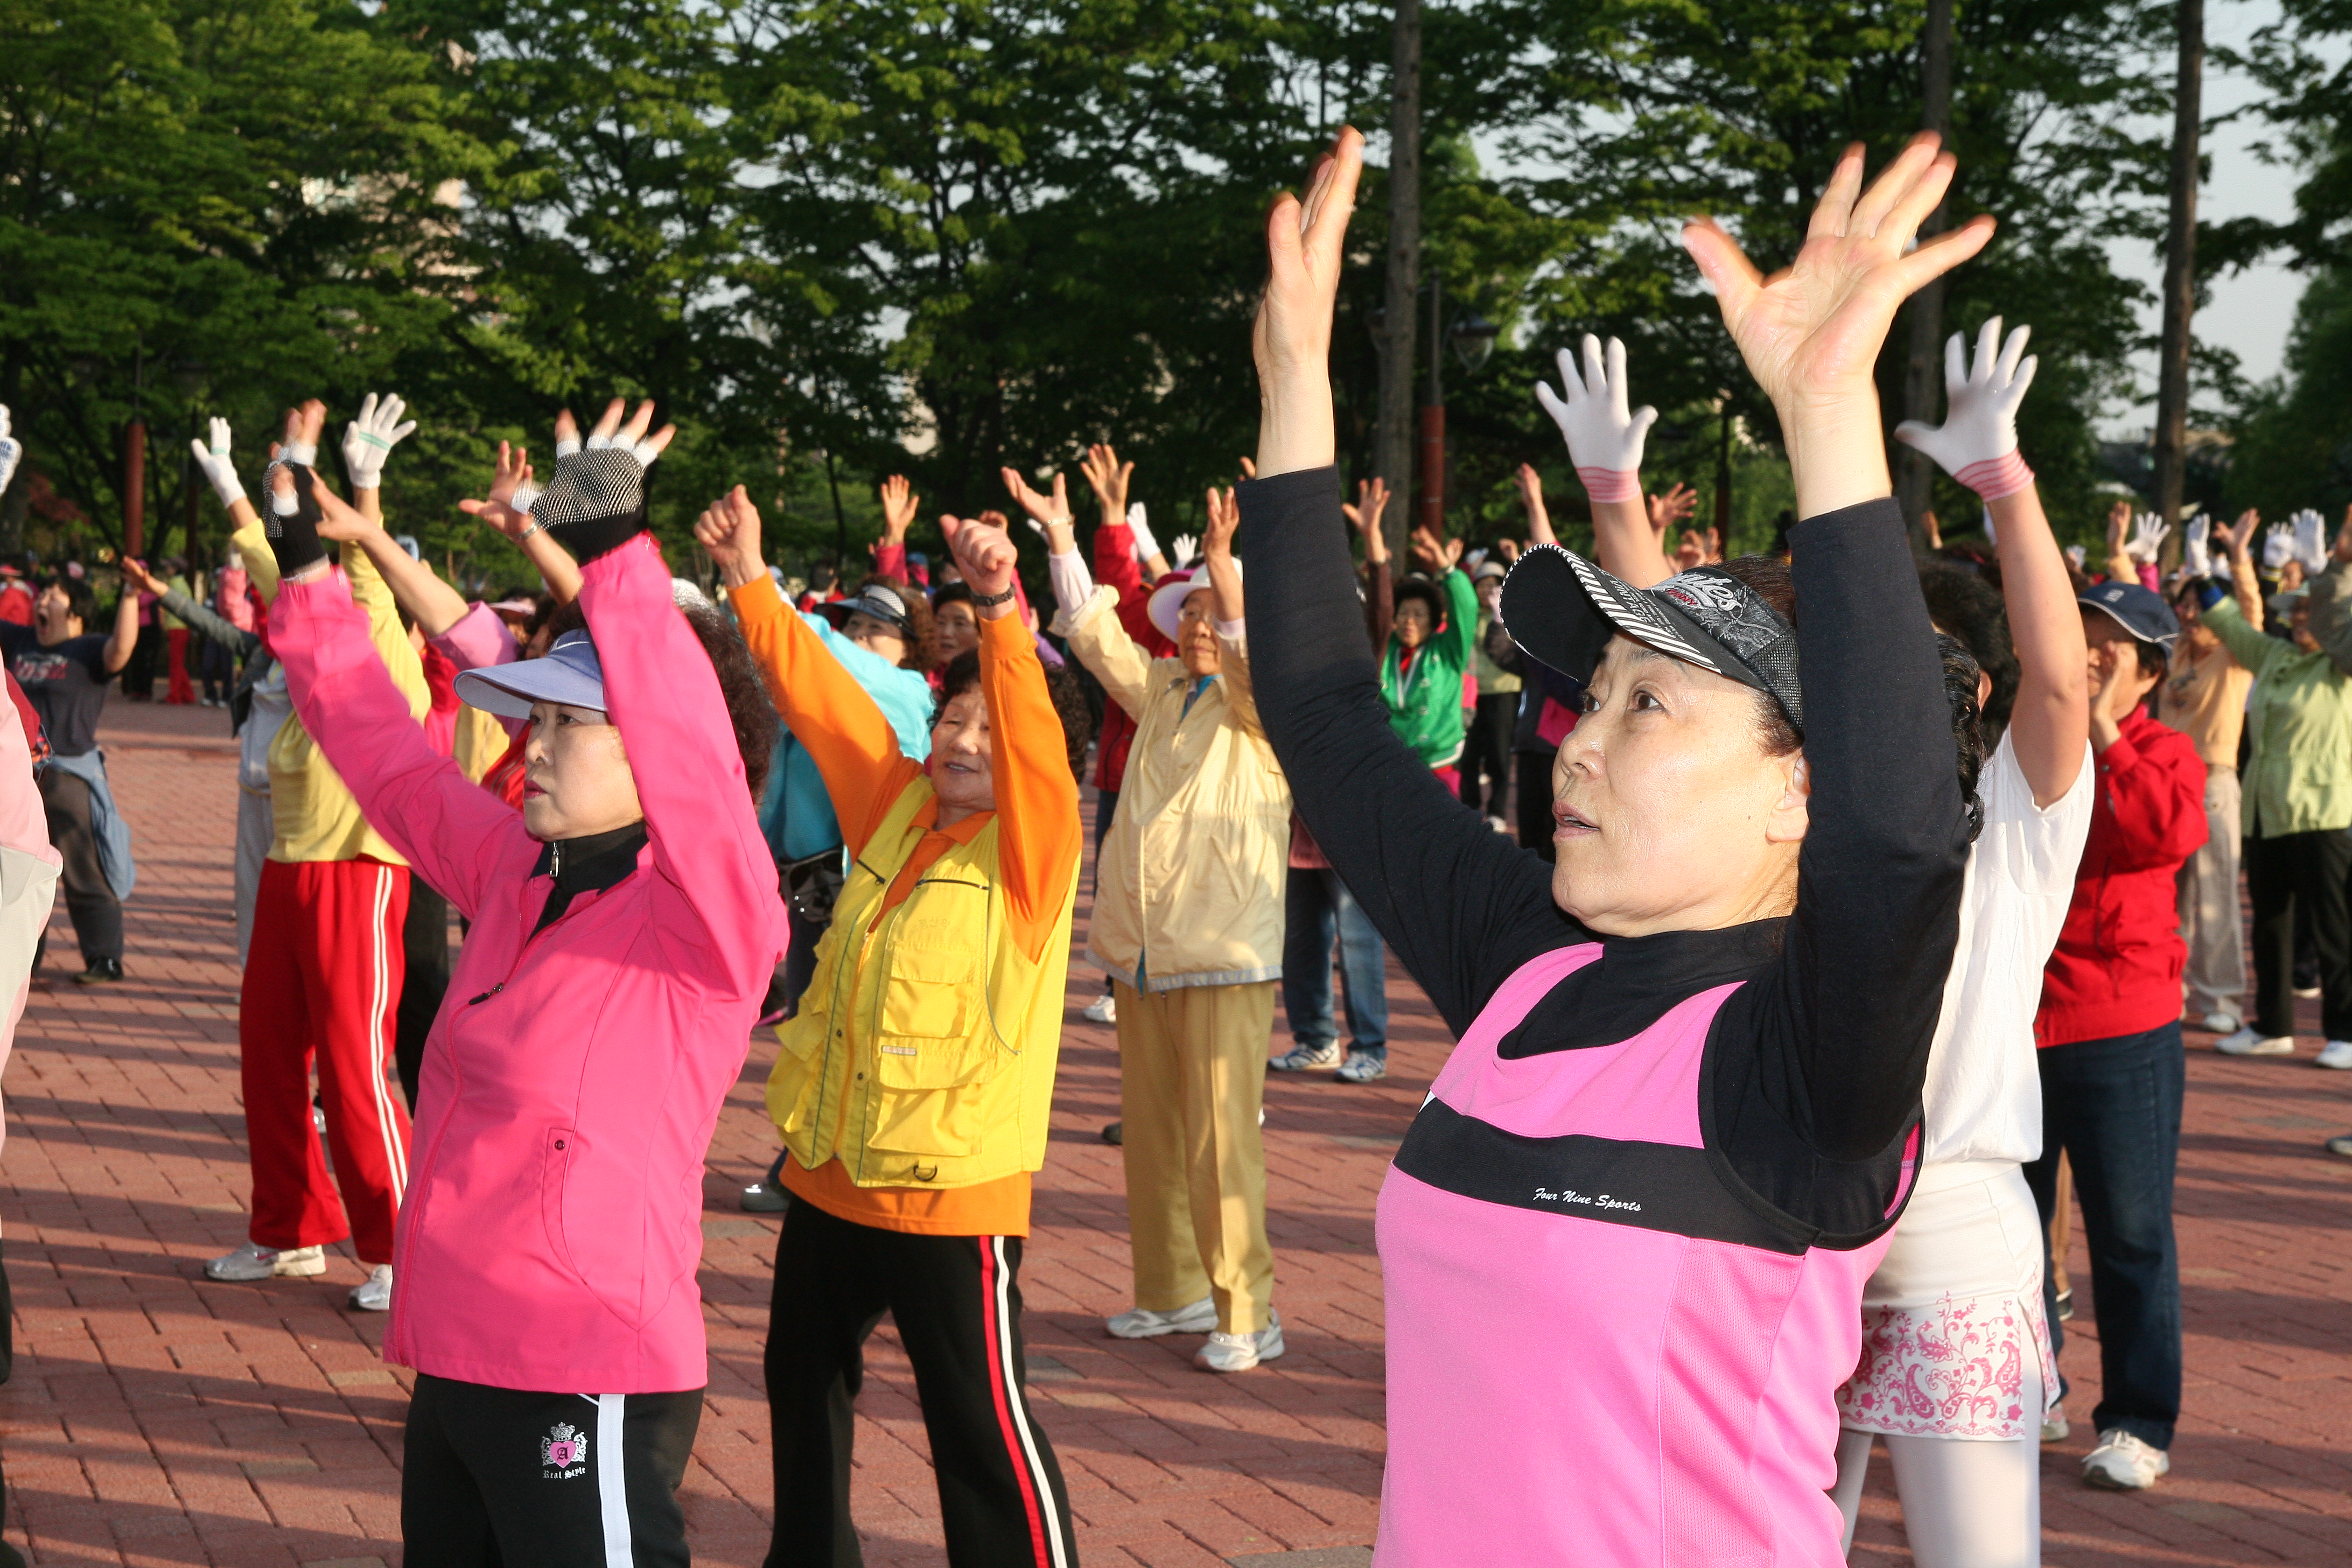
[
  {"x1": 239, "y1": 857, "x2": 414, "y2": 1264},
  {"x1": 165, "y1": 627, "x2": 193, "y2": 704}
]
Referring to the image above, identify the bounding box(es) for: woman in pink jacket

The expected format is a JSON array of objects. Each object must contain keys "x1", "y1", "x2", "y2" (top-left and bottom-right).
[{"x1": 264, "y1": 401, "x2": 787, "y2": 1566}]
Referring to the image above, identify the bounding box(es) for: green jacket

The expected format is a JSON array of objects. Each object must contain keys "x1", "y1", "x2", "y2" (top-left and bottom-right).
[
  {"x1": 2205, "y1": 562, "x2": 2352, "y2": 837},
  {"x1": 1380, "y1": 567, "x2": 1479, "y2": 768}
]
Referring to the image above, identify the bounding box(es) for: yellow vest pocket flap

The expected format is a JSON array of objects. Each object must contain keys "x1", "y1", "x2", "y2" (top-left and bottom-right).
[{"x1": 879, "y1": 949, "x2": 978, "y2": 1038}]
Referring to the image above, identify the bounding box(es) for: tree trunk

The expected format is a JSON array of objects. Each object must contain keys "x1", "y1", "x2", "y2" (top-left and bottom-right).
[
  {"x1": 1895, "y1": 0, "x2": 1955, "y2": 548},
  {"x1": 1375, "y1": 0, "x2": 1422, "y2": 565},
  {"x1": 2152, "y1": 0, "x2": 2204, "y2": 540}
]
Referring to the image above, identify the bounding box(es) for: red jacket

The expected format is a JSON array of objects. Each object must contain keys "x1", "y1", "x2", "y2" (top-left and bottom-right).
[{"x1": 2035, "y1": 710, "x2": 2208, "y2": 1047}]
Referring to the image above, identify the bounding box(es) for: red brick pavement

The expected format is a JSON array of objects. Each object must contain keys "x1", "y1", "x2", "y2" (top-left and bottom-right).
[{"x1": 0, "y1": 697, "x2": 2347, "y2": 1565}]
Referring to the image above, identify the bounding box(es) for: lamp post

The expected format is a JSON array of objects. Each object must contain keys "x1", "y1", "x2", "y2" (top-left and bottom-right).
[{"x1": 1412, "y1": 269, "x2": 1500, "y2": 538}]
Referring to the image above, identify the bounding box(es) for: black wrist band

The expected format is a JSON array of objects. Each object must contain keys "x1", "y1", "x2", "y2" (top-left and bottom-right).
[{"x1": 971, "y1": 584, "x2": 1017, "y2": 608}]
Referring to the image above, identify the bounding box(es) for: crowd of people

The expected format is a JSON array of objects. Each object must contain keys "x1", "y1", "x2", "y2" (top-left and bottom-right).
[{"x1": 0, "y1": 126, "x2": 2337, "y2": 1567}]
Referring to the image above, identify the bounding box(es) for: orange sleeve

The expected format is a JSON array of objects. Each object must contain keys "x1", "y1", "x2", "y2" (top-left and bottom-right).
[
  {"x1": 978, "y1": 615, "x2": 1082, "y2": 959},
  {"x1": 730, "y1": 575, "x2": 922, "y2": 857}
]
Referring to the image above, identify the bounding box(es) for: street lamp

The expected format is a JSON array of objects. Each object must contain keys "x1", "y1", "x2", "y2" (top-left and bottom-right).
[
  {"x1": 1450, "y1": 313, "x2": 1499, "y2": 375},
  {"x1": 1417, "y1": 273, "x2": 1497, "y2": 536}
]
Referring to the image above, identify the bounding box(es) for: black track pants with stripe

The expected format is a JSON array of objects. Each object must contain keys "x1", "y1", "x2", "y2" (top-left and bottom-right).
[
  {"x1": 402, "y1": 1373, "x2": 702, "y2": 1567},
  {"x1": 764, "y1": 1200, "x2": 1076, "y2": 1568}
]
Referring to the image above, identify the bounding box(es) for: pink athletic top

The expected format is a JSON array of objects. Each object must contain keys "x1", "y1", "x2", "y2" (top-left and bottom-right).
[{"x1": 1378, "y1": 943, "x2": 1913, "y2": 1565}]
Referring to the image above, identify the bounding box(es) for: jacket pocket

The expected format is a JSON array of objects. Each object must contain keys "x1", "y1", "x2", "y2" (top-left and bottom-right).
[
  {"x1": 539, "y1": 1125, "x2": 582, "y2": 1280},
  {"x1": 879, "y1": 947, "x2": 976, "y2": 1039}
]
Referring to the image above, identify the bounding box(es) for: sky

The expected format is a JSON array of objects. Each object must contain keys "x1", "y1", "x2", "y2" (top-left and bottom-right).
[{"x1": 2101, "y1": 0, "x2": 2310, "y2": 436}]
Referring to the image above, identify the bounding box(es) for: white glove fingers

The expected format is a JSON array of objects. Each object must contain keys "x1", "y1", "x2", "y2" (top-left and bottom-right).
[
  {"x1": 1580, "y1": 335, "x2": 1608, "y2": 402},
  {"x1": 1971, "y1": 317, "x2": 2003, "y2": 387},
  {"x1": 1627, "y1": 405, "x2": 1658, "y2": 445},
  {"x1": 1995, "y1": 324, "x2": 2031, "y2": 386},
  {"x1": 1942, "y1": 331, "x2": 1967, "y2": 395},
  {"x1": 1534, "y1": 380, "x2": 1571, "y2": 431},
  {"x1": 1604, "y1": 337, "x2": 1631, "y2": 420}
]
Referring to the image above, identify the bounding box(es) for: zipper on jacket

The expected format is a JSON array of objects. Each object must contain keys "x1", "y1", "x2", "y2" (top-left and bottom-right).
[{"x1": 467, "y1": 983, "x2": 505, "y2": 1005}]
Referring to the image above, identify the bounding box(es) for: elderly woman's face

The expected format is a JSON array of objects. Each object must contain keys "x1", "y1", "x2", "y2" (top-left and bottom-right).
[
  {"x1": 522, "y1": 701, "x2": 643, "y2": 842},
  {"x1": 1395, "y1": 598, "x2": 1433, "y2": 649},
  {"x1": 934, "y1": 600, "x2": 979, "y2": 663}
]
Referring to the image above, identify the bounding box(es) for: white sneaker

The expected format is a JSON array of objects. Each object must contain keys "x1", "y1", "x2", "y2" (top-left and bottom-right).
[
  {"x1": 2319, "y1": 1041, "x2": 2352, "y2": 1070},
  {"x1": 2200, "y1": 1011, "x2": 2243, "y2": 1035},
  {"x1": 2296, "y1": 984, "x2": 2323, "y2": 999},
  {"x1": 2215, "y1": 1027, "x2": 2296, "y2": 1056},
  {"x1": 2082, "y1": 1429, "x2": 2169, "y2": 1490},
  {"x1": 1270, "y1": 1040, "x2": 1342, "y2": 1072},
  {"x1": 205, "y1": 1242, "x2": 326, "y2": 1282},
  {"x1": 1194, "y1": 1312, "x2": 1284, "y2": 1373},
  {"x1": 1334, "y1": 1049, "x2": 1388, "y2": 1083},
  {"x1": 1082, "y1": 993, "x2": 1117, "y2": 1025},
  {"x1": 1106, "y1": 1298, "x2": 1216, "y2": 1339},
  {"x1": 2041, "y1": 1402, "x2": 2069, "y2": 1442},
  {"x1": 348, "y1": 1264, "x2": 394, "y2": 1311}
]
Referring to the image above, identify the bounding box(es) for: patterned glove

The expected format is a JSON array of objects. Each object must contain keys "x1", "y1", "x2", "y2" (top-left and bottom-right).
[
  {"x1": 1893, "y1": 319, "x2": 2036, "y2": 501},
  {"x1": 533, "y1": 446, "x2": 651, "y2": 566},
  {"x1": 267, "y1": 466, "x2": 328, "y2": 576},
  {"x1": 1535, "y1": 334, "x2": 1657, "y2": 504},
  {"x1": 341, "y1": 393, "x2": 417, "y2": 491}
]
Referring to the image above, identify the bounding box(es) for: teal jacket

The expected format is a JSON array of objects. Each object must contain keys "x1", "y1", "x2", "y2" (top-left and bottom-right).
[
  {"x1": 760, "y1": 612, "x2": 932, "y2": 862},
  {"x1": 1380, "y1": 568, "x2": 1479, "y2": 769},
  {"x1": 2205, "y1": 563, "x2": 2352, "y2": 837}
]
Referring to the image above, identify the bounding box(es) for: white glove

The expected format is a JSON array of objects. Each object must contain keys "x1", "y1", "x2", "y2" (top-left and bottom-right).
[
  {"x1": 1534, "y1": 334, "x2": 1656, "y2": 503},
  {"x1": 0, "y1": 405, "x2": 19, "y2": 498},
  {"x1": 341, "y1": 393, "x2": 417, "y2": 490},
  {"x1": 512, "y1": 478, "x2": 541, "y2": 515},
  {"x1": 1893, "y1": 318, "x2": 2036, "y2": 500},
  {"x1": 2263, "y1": 522, "x2": 2293, "y2": 570},
  {"x1": 2297, "y1": 508, "x2": 2330, "y2": 571},
  {"x1": 554, "y1": 434, "x2": 582, "y2": 458},
  {"x1": 1170, "y1": 533, "x2": 1199, "y2": 568},
  {"x1": 1125, "y1": 501, "x2": 1162, "y2": 563},
  {"x1": 190, "y1": 417, "x2": 245, "y2": 508},
  {"x1": 584, "y1": 421, "x2": 662, "y2": 465},
  {"x1": 2183, "y1": 514, "x2": 2211, "y2": 579},
  {"x1": 2126, "y1": 510, "x2": 2169, "y2": 566}
]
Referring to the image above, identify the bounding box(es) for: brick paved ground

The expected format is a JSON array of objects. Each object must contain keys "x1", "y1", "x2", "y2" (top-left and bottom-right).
[{"x1": 0, "y1": 697, "x2": 2346, "y2": 1565}]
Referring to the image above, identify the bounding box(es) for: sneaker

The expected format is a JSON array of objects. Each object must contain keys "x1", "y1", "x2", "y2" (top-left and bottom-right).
[
  {"x1": 348, "y1": 1264, "x2": 394, "y2": 1312},
  {"x1": 72, "y1": 958, "x2": 124, "y2": 985},
  {"x1": 205, "y1": 1242, "x2": 326, "y2": 1282},
  {"x1": 1107, "y1": 1298, "x2": 1217, "y2": 1339},
  {"x1": 2200, "y1": 1010, "x2": 2243, "y2": 1035},
  {"x1": 1194, "y1": 1312, "x2": 1285, "y2": 1373},
  {"x1": 2055, "y1": 1286, "x2": 2074, "y2": 1321},
  {"x1": 2319, "y1": 1041, "x2": 2352, "y2": 1070},
  {"x1": 2082, "y1": 1429, "x2": 2169, "y2": 1490},
  {"x1": 740, "y1": 1181, "x2": 789, "y2": 1213},
  {"x1": 2326, "y1": 1132, "x2": 2352, "y2": 1159},
  {"x1": 2041, "y1": 1403, "x2": 2069, "y2": 1442},
  {"x1": 1101, "y1": 1121, "x2": 1123, "y2": 1145},
  {"x1": 2215, "y1": 1027, "x2": 2295, "y2": 1056},
  {"x1": 1335, "y1": 1050, "x2": 1388, "y2": 1083},
  {"x1": 1083, "y1": 993, "x2": 1117, "y2": 1024},
  {"x1": 2296, "y1": 984, "x2": 2323, "y2": 999},
  {"x1": 1270, "y1": 1040, "x2": 1342, "y2": 1072}
]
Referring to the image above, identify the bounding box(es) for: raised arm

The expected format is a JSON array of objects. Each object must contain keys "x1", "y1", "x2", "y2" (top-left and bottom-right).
[
  {"x1": 458, "y1": 441, "x2": 585, "y2": 605},
  {"x1": 701, "y1": 487, "x2": 920, "y2": 855},
  {"x1": 97, "y1": 580, "x2": 137, "y2": 675},
  {"x1": 1011, "y1": 468, "x2": 1160, "y2": 719},
  {"x1": 121, "y1": 557, "x2": 259, "y2": 656},
  {"x1": 1344, "y1": 479, "x2": 1394, "y2": 652},
  {"x1": 1538, "y1": 335, "x2": 1671, "y2": 587},
  {"x1": 1685, "y1": 134, "x2": 1984, "y2": 1160},
  {"x1": 1238, "y1": 129, "x2": 1573, "y2": 1032},
  {"x1": 1893, "y1": 317, "x2": 2087, "y2": 805}
]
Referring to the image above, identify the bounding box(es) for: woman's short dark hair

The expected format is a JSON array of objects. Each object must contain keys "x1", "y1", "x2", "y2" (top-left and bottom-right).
[
  {"x1": 934, "y1": 648, "x2": 1097, "y2": 785},
  {"x1": 1392, "y1": 575, "x2": 1447, "y2": 632},
  {"x1": 544, "y1": 596, "x2": 779, "y2": 799},
  {"x1": 1919, "y1": 564, "x2": 2020, "y2": 741},
  {"x1": 932, "y1": 581, "x2": 975, "y2": 614},
  {"x1": 47, "y1": 576, "x2": 95, "y2": 625},
  {"x1": 857, "y1": 573, "x2": 936, "y2": 674},
  {"x1": 1719, "y1": 554, "x2": 1984, "y2": 838}
]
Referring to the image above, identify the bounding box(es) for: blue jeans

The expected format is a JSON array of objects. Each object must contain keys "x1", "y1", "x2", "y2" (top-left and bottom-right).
[
  {"x1": 1280, "y1": 865, "x2": 1388, "y2": 1056},
  {"x1": 2022, "y1": 1020, "x2": 2185, "y2": 1450}
]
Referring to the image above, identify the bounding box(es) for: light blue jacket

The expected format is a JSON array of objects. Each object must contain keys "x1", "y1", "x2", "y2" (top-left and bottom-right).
[{"x1": 760, "y1": 612, "x2": 932, "y2": 863}]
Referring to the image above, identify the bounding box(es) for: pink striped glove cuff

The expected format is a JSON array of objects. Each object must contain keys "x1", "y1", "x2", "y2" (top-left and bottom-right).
[
  {"x1": 1576, "y1": 466, "x2": 1641, "y2": 505},
  {"x1": 1952, "y1": 450, "x2": 2034, "y2": 502}
]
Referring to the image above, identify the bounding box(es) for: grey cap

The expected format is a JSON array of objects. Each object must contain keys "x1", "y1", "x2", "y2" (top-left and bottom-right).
[{"x1": 453, "y1": 630, "x2": 606, "y2": 719}]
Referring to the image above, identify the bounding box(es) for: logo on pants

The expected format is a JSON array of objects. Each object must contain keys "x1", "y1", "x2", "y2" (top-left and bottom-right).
[{"x1": 541, "y1": 1422, "x2": 588, "y2": 1479}]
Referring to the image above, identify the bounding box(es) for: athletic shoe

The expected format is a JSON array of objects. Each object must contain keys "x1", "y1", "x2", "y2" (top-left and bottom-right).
[
  {"x1": 740, "y1": 1181, "x2": 789, "y2": 1213},
  {"x1": 2082, "y1": 1429, "x2": 2169, "y2": 1490},
  {"x1": 1101, "y1": 1121, "x2": 1123, "y2": 1146},
  {"x1": 205, "y1": 1243, "x2": 326, "y2": 1282},
  {"x1": 73, "y1": 958, "x2": 123, "y2": 985},
  {"x1": 1083, "y1": 993, "x2": 1117, "y2": 1025},
  {"x1": 2296, "y1": 984, "x2": 2323, "y2": 999},
  {"x1": 1107, "y1": 1298, "x2": 1217, "y2": 1339},
  {"x1": 2319, "y1": 1041, "x2": 2352, "y2": 1070},
  {"x1": 2326, "y1": 1132, "x2": 2352, "y2": 1159},
  {"x1": 2200, "y1": 1011, "x2": 2242, "y2": 1035},
  {"x1": 2055, "y1": 1286, "x2": 2074, "y2": 1321},
  {"x1": 1335, "y1": 1051, "x2": 1388, "y2": 1083},
  {"x1": 1194, "y1": 1312, "x2": 1285, "y2": 1373},
  {"x1": 348, "y1": 1264, "x2": 394, "y2": 1312},
  {"x1": 2042, "y1": 1402, "x2": 2069, "y2": 1442},
  {"x1": 1270, "y1": 1040, "x2": 1342, "y2": 1072},
  {"x1": 2215, "y1": 1027, "x2": 2295, "y2": 1056}
]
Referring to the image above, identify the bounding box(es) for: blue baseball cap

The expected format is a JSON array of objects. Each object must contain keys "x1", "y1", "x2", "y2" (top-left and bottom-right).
[
  {"x1": 2078, "y1": 579, "x2": 2180, "y2": 650},
  {"x1": 453, "y1": 630, "x2": 607, "y2": 719}
]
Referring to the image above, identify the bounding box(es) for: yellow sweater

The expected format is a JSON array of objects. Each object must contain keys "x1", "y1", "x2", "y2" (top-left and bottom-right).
[{"x1": 239, "y1": 526, "x2": 427, "y2": 864}]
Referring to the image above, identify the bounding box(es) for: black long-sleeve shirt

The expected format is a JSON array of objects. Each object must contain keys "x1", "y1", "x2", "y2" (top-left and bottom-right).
[{"x1": 1236, "y1": 468, "x2": 1969, "y2": 1238}]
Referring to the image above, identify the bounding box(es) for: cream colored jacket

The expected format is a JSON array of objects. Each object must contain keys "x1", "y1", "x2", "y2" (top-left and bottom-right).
[{"x1": 1057, "y1": 585, "x2": 1291, "y2": 990}]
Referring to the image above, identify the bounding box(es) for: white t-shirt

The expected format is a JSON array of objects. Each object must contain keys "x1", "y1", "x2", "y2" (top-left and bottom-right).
[{"x1": 1917, "y1": 729, "x2": 2094, "y2": 1172}]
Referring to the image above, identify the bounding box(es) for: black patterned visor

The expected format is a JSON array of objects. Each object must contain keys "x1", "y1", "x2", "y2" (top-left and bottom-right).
[{"x1": 1499, "y1": 546, "x2": 1803, "y2": 733}]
